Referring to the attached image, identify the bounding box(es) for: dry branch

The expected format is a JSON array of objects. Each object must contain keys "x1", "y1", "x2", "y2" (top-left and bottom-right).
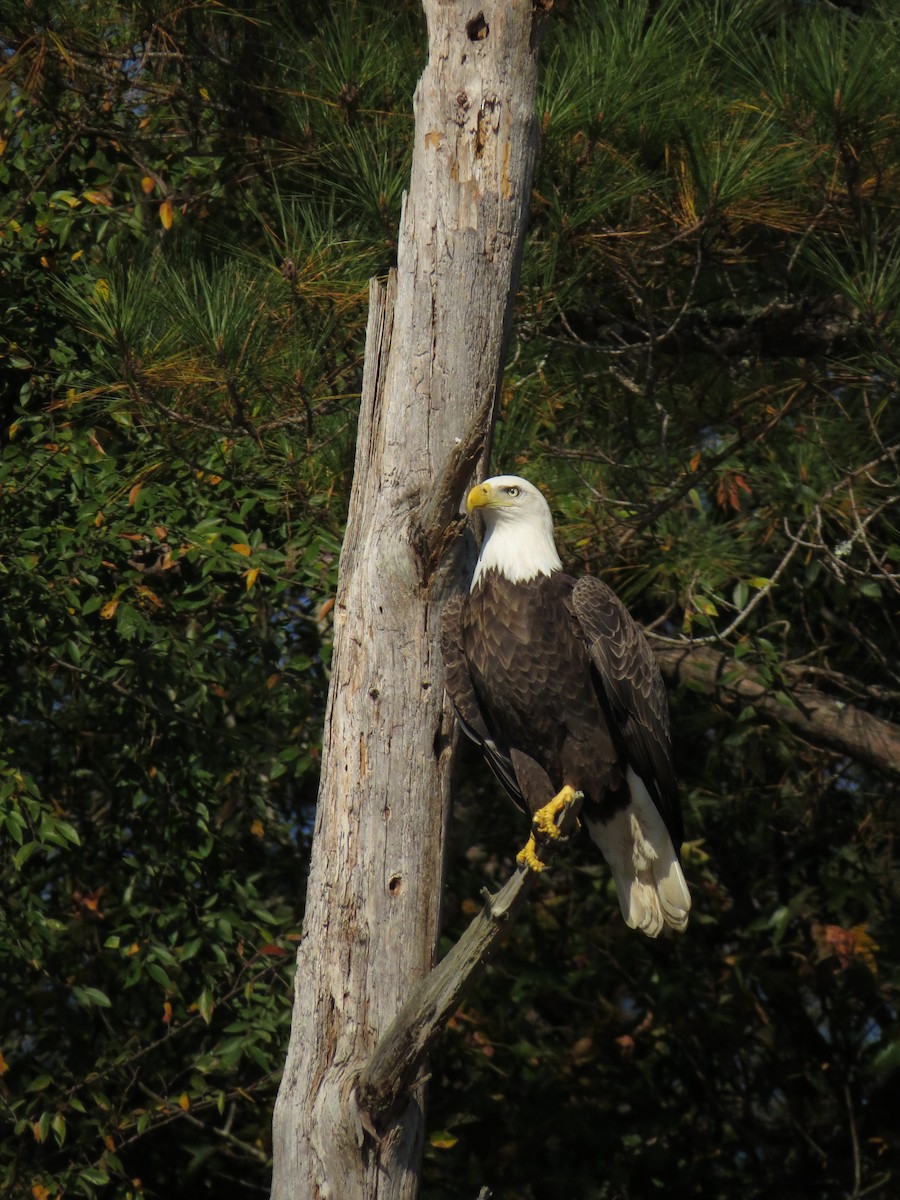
[{"x1": 356, "y1": 794, "x2": 582, "y2": 1134}]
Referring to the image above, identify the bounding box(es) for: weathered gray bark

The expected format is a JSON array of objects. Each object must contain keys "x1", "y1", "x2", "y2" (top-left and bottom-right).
[{"x1": 271, "y1": 4, "x2": 548, "y2": 1198}]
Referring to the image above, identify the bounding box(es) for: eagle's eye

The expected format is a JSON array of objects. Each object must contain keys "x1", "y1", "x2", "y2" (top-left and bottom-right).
[{"x1": 505, "y1": 486, "x2": 520, "y2": 497}]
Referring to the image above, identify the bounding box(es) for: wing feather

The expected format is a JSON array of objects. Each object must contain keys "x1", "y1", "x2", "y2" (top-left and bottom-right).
[
  {"x1": 571, "y1": 577, "x2": 682, "y2": 846},
  {"x1": 440, "y1": 594, "x2": 524, "y2": 806}
]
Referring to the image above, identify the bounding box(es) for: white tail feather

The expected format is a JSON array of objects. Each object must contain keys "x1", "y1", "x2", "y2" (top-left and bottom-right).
[{"x1": 586, "y1": 768, "x2": 691, "y2": 938}]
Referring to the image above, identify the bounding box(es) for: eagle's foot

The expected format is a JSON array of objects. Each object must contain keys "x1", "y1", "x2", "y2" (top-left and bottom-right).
[
  {"x1": 516, "y1": 833, "x2": 545, "y2": 873},
  {"x1": 516, "y1": 787, "x2": 583, "y2": 873},
  {"x1": 532, "y1": 785, "x2": 582, "y2": 845}
]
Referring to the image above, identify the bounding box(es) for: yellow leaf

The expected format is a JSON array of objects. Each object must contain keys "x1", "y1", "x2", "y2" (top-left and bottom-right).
[
  {"x1": 231, "y1": 542, "x2": 252, "y2": 557},
  {"x1": 852, "y1": 924, "x2": 879, "y2": 974},
  {"x1": 205, "y1": 473, "x2": 223, "y2": 485},
  {"x1": 140, "y1": 175, "x2": 155, "y2": 194},
  {"x1": 199, "y1": 86, "x2": 210, "y2": 101},
  {"x1": 429, "y1": 1130, "x2": 458, "y2": 1150},
  {"x1": 31, "y1": 1185, "x2": 50, "y2": 1200},
  {"x1": 159, "y1": 199, "x2": 173, "y2": 230},
  {"x1": 245, "y1": 566, "x2": 260, "y2": 591},
  {"x1": 40, "y1": 256, "x2": 49, "y2": 268},
  {"x1": 83, "y1": 189, "x2": 112, "y2": 206},
  {"x1": 100, "y1": 599, "x2": 119, "y2": 620},
  {"x1": 250, "y1": 819, "x2": 265, "y2": 838},
  {"x1": 747, "y1": 576, "x2": 772, "y2": 589},
  {"x1": 179, "y1": 1092, "x2": 191, "y2": 1111},
  {"x1": 70, "y1": 249, "x2": 83, "y2": 262},
  {"x1": 94, "y1": 278, "x2": 110, "y2": 301}
]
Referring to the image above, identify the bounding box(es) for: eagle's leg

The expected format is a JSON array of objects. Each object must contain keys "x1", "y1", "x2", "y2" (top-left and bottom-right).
[{"x1": 516, "y1": 786, "x2": 583, "y2": 873}]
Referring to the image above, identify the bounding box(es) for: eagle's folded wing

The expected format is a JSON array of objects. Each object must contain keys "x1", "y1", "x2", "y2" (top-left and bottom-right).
[
  {"x1": 571, "y1": 577, "x2": 683, "y2": 847},
  {"x1": 440, "y1": 593, "x2": 524, "y2": 807}
]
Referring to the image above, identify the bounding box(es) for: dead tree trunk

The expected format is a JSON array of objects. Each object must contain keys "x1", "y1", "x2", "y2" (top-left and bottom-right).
[{"x1": 271, "y1": 4, "x2": 548, "y2": 1197}]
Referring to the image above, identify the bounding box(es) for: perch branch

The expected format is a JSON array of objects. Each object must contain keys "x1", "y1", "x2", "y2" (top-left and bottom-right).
[{"x1": 355, "y1": 793, "x2": 582, "y2": 1134}]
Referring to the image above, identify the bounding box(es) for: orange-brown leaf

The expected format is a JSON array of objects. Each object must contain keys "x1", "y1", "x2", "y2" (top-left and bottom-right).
[
  {"x1": 136, "y1": 585, "x2": 163, "y2": 609},
  {"x1": 813, "y1": 922, "x2": 879, "y2": 973}
]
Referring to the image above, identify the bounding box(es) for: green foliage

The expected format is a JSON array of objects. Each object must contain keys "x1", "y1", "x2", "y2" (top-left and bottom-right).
[
  {"x1": 0, "y1": 377, "x2": 337, "y2": 1196},
  {"x1": 1, "y1": 1, "x2": 899, "y2": 1198}
]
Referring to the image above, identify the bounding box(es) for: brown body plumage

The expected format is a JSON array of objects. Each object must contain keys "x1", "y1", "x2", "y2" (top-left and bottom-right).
[{"x1": 441, "y1": 475, "x2": 690, "y2": 937}]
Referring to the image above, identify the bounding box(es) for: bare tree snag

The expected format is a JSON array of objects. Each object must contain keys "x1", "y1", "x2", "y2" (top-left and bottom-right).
[{"x1": 271, "y1": 4, "x2": 548, "y2": 1198}]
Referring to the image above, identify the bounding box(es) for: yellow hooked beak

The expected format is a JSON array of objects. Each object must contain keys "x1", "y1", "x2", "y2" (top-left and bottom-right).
[{"x1": 466, "y1": 482, "x2": 493, "y2": 514}]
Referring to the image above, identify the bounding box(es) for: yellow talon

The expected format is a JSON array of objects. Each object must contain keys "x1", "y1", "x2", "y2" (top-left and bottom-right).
[
  {"x1": 516, "y1": 833, "x2": 545, "y2": 873},
  {"x1": 516, "y1": 787, "x2": 583, "y2": 872},
  {"x1": 532, "y1": 785, "x2": 580, "y2": 841}
]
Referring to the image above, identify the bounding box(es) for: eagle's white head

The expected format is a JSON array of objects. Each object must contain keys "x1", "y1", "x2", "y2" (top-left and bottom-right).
[{"x1": 466, "y1": 475, "x2": 563, "y2": 590}]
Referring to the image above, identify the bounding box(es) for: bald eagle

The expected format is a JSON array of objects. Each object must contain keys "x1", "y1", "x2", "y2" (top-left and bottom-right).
[{"x1": 441, "y1": 476, "x2": 690, "y2": 937}]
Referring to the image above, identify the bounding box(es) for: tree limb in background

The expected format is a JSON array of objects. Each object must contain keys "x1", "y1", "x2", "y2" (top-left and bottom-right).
[{"x1": 653, "y1": 640, "x2": 900, "y2": 781}]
